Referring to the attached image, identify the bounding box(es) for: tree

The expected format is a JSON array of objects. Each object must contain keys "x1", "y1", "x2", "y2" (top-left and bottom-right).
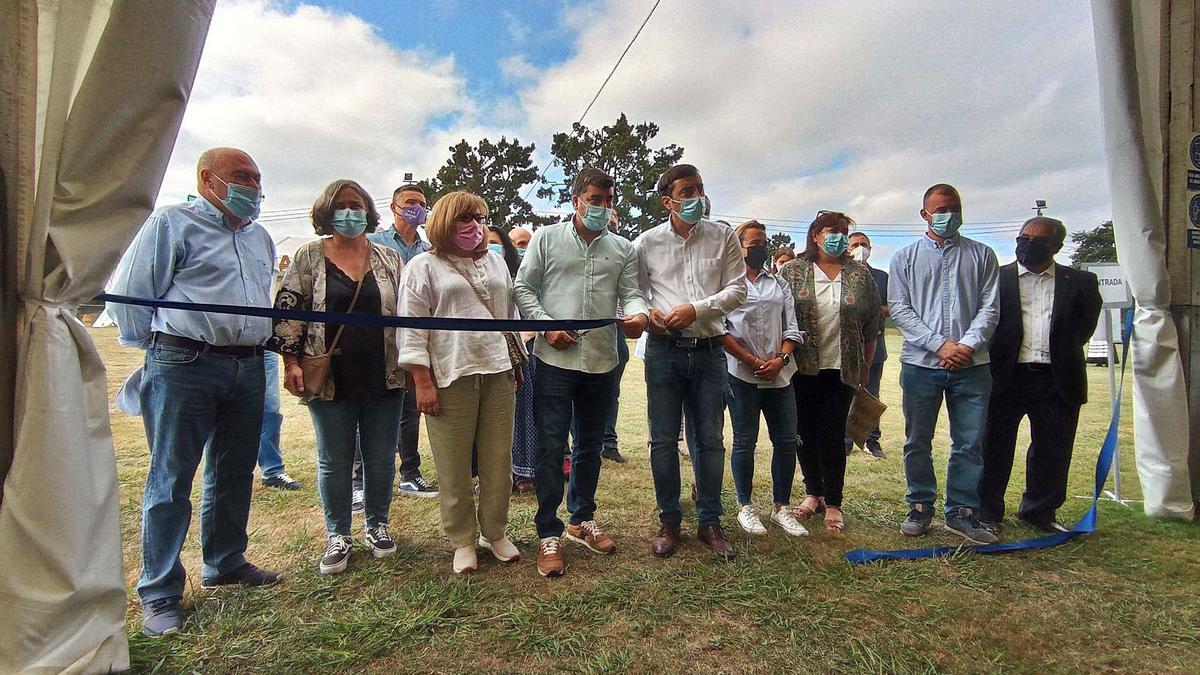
[
  {"x1": 538, "y1": 113, "x2": 685, "y2": 239},
  {"x1": 1070, "y1": 220, "x2": 1116, "y2": 266},
  {"x1": 418, "y1": 137, "x2": 555, "y2": 231},
  {"x1": 767, "y1": 232, "x2": 794, "y2": 255}
]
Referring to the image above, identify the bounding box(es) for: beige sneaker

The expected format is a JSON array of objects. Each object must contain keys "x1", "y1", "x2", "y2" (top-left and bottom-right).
[
  {"x1": 479, "y1": 536, "x2": 520, "y2": 563},
  {"x1": 537, "y1": 536, "x2": 564, "y2": 577},
  {"x1": 565, "y1": 520, "x2": 618, "y2": 554},
  {"x1": 452, "y1": 546, "x2": 477, "y2": 575}
]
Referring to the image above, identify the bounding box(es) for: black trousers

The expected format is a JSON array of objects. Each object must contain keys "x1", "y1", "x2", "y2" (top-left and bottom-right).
[
  {"x1": 978, "y1": 366, "x2": 1081, "y2": 524},
  {"x1": 793, "y1": 369, "x2": 855, "y2": 507},
  {"x1": 353, "y1": 389, "x2": 422, "y2": 489}
]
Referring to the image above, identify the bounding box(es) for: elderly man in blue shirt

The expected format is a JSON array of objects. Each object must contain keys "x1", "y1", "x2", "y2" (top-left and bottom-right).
[
  {"x1": 888, "y1": 183, "x2": 1000, "y2": 545},
  {"x1": 107, "y1": 147, "x2": 282, "y2": 638},
  {"x1": 514, "y1": 167, "x2": 649, "y2": 578}
]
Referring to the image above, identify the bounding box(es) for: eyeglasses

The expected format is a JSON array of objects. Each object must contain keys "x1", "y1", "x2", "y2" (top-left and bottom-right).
[
  {"x1": 1015, "y1": 235, "x2": 1054, "y2": 244},
  {"x1": 457, "y1": 213, "x2": 488, "y2": 225}
]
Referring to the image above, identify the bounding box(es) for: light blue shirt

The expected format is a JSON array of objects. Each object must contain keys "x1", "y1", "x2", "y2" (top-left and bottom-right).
[
  {"x1": 106, "y1": 197, "x2": 276, "y2": 348},
  {"x1": 368, "y1": 225, "x2": 430, "y2": 263},
  {"x1": 887, "y1": 234, "x2": 999, "y2": 369},
  {"x1": 513, "y1": 220, "x2": 648, "y2": 374}
]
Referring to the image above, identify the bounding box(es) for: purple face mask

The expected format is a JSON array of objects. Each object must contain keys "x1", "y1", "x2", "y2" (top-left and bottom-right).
[{"x1": 400, "y1": 204, "x2": 427, "y2": 226}]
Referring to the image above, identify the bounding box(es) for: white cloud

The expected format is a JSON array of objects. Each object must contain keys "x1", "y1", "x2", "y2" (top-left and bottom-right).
[{"x1": 499, "y1": 54, "x2": 540, "y2": 82}]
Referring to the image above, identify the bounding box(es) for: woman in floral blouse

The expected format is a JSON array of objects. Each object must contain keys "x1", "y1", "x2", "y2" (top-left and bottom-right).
[{"x1": 779, "y1": 211, "x2": 882, "y2": 533}]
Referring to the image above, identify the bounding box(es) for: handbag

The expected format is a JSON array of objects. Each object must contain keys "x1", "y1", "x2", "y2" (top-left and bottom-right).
[
  {"x1": 845, "y1": 384, "x2": 887, "y2": 449},
  {"x1": 301, "y1": 248, "x2": 369, "y2": 395},
  {"x1": 450, "y1": 261, "x2": 529, "y2": 370}
]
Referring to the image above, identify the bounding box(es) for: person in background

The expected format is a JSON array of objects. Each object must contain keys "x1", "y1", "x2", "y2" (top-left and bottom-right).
[
  {"x1": 258, "y1": 253, "x2": 301, "y2": 490},
  {"x1": 635, "y1": 163, "x2": 747, "y2": 560},
  {"x1": 978, "y1": 217, "x2": 1101, "y2": 533},
  {"x1": 107, "y1": 147, "x2": 281, "y2": 637},
  {"x1": 722, "y1": 220, "x2": 808, "y2": 537},
  {"x1": 772, "y1": 247, "x2": 796, "y2": 274},
  {"x1": 397, "y1": 190, "x2": 522, "y2": 575},
  {"x1": 509, "y1": 226, "x2": 532, "y2": 257},
  {"x1": 272, "y1": 179, "x2": 405, "y2": 576},
  {"x1": 486, "y1": 225, "x2": 522, "y2": 278},
  {"x1": 889, "y1": 183, "x2": 1000, "y2": 545},
  {"x1": 844, "y1": 231, "x2": 890, "y2": 459},
  {"x1": 780, "y1": 211, "x2": 882, "y2": 534}
]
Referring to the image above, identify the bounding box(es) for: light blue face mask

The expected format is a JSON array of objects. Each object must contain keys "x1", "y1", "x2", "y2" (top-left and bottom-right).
[
  {"x1": 488, "y1": 243, "x2": 505, "y2": 256},
  {"x1": 821, "y1": 232, "x2": 850, "y2": 257},
  {"x1": 331, "y1": 209, "x2": 368, "y2": 238},
  {"x1": 580, "y1": 204, "x2": 613, "y2": 232},
  {"x1": 672, "y1": 196, "x2": 706, "y2": 225},
  {"x1": 929, "y1": 211, "x2": 963, "y2": 238},
  {"x1": 213, "y1": 174, "x2": 262, "y2": 222}
]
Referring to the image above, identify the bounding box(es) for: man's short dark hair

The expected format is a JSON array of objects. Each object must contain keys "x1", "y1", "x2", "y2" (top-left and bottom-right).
[
  {"x1": 572, "y1": 167, "x2": 615, "y2": 197},
  {"x1": 393, "y1": 184, "x2": 426, "y2": 202},
  {"x1": 849, "y1": 232, "x2": 871, "y2": 245},
  {"x1": 922, "y1": 183, "x2": 961, "y2": 206},
  {"x1": 656, "y1": 164, "x2": 700, "y2": 197}
]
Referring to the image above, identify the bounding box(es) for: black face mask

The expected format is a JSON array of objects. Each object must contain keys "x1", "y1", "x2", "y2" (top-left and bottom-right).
[
  {"x1": 744, "y1": 245, "x2": 770, "y2": 270},
  {"x1": 1015, "y1": 238, "x2": 1054, "y2": 268}
]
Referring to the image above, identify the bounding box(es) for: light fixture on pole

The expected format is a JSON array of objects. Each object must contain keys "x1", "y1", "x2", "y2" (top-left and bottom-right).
[{"x1": 1033, "y1": 199, "x2": 1047, "y2": 216}]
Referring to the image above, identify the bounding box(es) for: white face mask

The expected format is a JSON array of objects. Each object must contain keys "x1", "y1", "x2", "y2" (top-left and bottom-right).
[{"x1": 851, "y1": 246, "x2": 870, "y2": 263}]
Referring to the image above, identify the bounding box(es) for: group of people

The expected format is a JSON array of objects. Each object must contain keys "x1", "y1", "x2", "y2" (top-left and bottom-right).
[{"x1": 107, "y1": 147, "x2": 1103, "y2": 638}]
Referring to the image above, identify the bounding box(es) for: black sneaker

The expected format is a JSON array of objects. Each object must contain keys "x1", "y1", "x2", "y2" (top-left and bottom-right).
[
  {"x1": 261, "y1": 472, "x2": 301, "y2": 490},
  {"x1": 201, "y1": 561, "x2": 282, "y2": 589},
  {"x1": 900, "y1": 504, "x2": 933, "y2": 537},
  {"x1": 320, "y1": 535, "x2": 352, "y2": 575},
  {"x1": 1020, "y1": 516, "x2": 1069, "y2": 533},
  {"x1": 351, "y1": 488, "x2": 365, "y2": 513},
  {"x1": 864, "y1": 441, "x2": 887, "y2": 459},
  {"x1": 365, "y1": 524, "x2": 397, "y2": 559},
  {"x1": 396, "y1": 474, "x2": 438, "y2": 498},
  {"x1": 141, "y1": 596, "x2": 184, "y2": 637},
  {"x1": 600, "y1": 447, "x2": 628, "y2": 464},
  {"x1": 945, "y1": 507, "x2": 1000, "y2": 544},
  {"x1": 844, "y1": 439, "x2": 855, "y2": 456}
]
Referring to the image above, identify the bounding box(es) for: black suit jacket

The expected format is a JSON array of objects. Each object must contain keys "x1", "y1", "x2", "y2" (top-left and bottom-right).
[{"x1": 988, "y1": 262, "x2": 1102, "y2": 407}]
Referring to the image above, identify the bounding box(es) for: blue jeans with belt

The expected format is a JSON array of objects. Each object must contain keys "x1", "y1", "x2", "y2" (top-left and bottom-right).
[
  {"x1": 644, "y1": 335, "x2": 728, "y2": 527},
  {"x1": 137, "y1": 344, "x2": 264, "y2": 603}
]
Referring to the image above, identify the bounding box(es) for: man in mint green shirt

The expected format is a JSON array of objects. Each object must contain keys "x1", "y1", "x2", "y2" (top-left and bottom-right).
[{"x1": 514, "y1": 168, "x2": 649, "y2": 578}]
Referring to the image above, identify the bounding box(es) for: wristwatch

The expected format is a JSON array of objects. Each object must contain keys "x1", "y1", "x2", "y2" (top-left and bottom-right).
[{"x1": 775, "y1": 352, "x2": 791, "y2": 366}]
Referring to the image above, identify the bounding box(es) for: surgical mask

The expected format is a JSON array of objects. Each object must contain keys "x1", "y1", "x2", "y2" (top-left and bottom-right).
[
  {"x1": 929, "y1": 211, "x2": 963, "y2": 238},
  {"x1": 851, "y1": 246, "x2": 871, "y2": 263},
  {"x1": 330, "y1": 209, "x2": 368, "y2": 238},
  {"x1": 400, "y1": 204, "x2": 427, "y2": 226},
  {"x1": 821, "y1": 232, "x2": 850, "y2": 257},
  {"x1": 487, "y1": 243, "x2": 505, "y2": 256},
  {"x1": 454, "y1": 220, "x2": 484, "y2": 251},
  {"x1": 744, "y1": 245, "x2": 769, "y2": 270},
  {"x1": 516, "y1": 248, "x2": 526, "y2": 260},
  {"x1": 212, "y1": 174, "x2": 262, "y2": 222},
  {"x1": 580, "y1": 204, "x2": 613, "y2": 232},
  {"x1": 671, "y1": 196, "x2": 705, "y2": 225},
  {"x1": 1015, "y1": 237, "x2": 1054, "y2": 268}
]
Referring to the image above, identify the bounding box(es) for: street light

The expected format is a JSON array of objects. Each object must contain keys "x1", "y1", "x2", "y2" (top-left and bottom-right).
[{"x1": 1033, "y1": 199, "x2": 1047, "y2": 216}]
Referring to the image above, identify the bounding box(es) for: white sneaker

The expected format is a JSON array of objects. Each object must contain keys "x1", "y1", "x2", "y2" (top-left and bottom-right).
[
  {"x1": 452, "y1": 545, "x2": 477, "y2": 575},
  {"x1": 771, "y1": 506, "x2": 810, "y2": 537},
  {"x1": 737, "y1": 505, "x2": 768, "y2": 536},
  {"x1": 479, "y1": 536, "x2": 520, "y2": 563}
]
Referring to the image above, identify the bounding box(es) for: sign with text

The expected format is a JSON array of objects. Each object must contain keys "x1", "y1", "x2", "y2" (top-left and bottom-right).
[
  {"x1": 1189, "y1": 169, "x2": 1200, "y2": 191},
  {"x1": 1085, "y1": 263, "x2": 1133, "y2": 309},
  {"x1": 1189, "y1": 229, "x2": 1200, "y2": 249}
]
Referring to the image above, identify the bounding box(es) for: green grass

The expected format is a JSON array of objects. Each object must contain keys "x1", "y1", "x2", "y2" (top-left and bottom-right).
[{"x1": 94, "y1": 327, "x2": 1199, "y2": 674}]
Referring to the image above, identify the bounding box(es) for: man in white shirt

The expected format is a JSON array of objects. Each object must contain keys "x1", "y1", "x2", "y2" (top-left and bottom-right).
[
  {"x1": 514, "y1": 168, "x2": 649, "y2": 577},
  {"x1": 634, "y1": 164, "x2": 747, "y2": 559}
]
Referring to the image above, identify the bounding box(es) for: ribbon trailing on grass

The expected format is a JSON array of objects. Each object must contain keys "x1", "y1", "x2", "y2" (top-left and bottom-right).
[
  {"x1": 98, "y1": 294, "x2": 616, "y2": 332},
  {"x1": 844, "y1": 311, "x2": 1133, "y2": 564}
]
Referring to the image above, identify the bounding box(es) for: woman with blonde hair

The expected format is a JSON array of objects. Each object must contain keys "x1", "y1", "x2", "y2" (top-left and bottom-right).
[{"x1": 397, "y1": 190, "x2": 523, "y2": 574}]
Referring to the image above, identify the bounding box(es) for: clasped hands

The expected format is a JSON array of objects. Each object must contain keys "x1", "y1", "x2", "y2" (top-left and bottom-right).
[{"x1": 936, "y1": 340, "x2": 974, "y2": 370}]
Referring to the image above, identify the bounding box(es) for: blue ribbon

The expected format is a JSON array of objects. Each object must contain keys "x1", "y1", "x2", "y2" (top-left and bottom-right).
[
  {"x1": 99, "y1": 293, "x2": 616, "y2": 332},
  {"x1": 844, "y1": 311, "x2": 1133, "y2": 564}
]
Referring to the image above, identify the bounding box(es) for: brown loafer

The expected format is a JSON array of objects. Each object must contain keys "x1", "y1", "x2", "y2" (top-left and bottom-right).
[
  {"x1": 651, "y1": 522, "x2": 681, "y2": 558},
  {"x1": 697, "y1": 524, "x2": 735, "y2": 560}
]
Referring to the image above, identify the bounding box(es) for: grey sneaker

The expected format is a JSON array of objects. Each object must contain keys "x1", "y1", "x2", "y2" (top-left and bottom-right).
[
  {"x1": 141, "y1": 596, "x2": 184, "y2": 637},
  {"x1": 945, "y1": 507, "x2": 1000, "y2": 544},
  {"x1": 396, "y1": 474, "x2": 438, "y2": 498},
  {"x1": 900, "y1": 504, "x2": 933, "y2": 537},
  {"x1": 351, "y1": 488, "x2": 365, "y2": 513}
]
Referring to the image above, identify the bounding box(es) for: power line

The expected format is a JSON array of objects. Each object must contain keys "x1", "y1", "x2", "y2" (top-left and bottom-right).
[{"x1": 520, "y1": 0, "x2": 663, "y2": 203}]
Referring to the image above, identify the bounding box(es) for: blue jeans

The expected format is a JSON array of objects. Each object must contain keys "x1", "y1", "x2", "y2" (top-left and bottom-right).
[
  {"x1": 534, "y1": 359, "x2": 618, "y2": 538},
  {"x1": 726, "y1": 377, "x2": 799, "y2": 506},
  {"x1": 899, "y1": 363, "x2": 992, "y2": 515},
  {"x1": 308, "y1": 391, "x2": 401, "y2": 535},
  {"x1": 571, "y1": 335, "x2": 629, "y2": 451},
  {"x1": 137, "y1": 344, "x2": 264, "y2": 603},
  {"x1": 257, "y1": 351, "x2": 285, "y2": 478},
  {"x1": 644, "y1": 336, "x2": 728, "y2": 526}
]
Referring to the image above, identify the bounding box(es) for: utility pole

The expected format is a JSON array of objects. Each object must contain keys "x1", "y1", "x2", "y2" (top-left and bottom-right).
[{"x1": 1033, "y1": 199, "x2": 1047, "y2": 216}]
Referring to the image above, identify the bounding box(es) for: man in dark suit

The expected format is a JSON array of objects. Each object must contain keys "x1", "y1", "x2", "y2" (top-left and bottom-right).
[
  {"x1": 978, "y1": 217, "x2": 1102, "y2": 532},
  {"x1": 846, "y1": 231, "x2": 889, "y2": 459}
]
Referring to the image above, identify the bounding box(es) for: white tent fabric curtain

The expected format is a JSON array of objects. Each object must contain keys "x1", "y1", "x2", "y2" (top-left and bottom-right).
[
  {"x1": 0, "y1": 1, "x2": 214, "y2": 671},
  {"x1": 1090, "y1": 1, "x2": 1195, "y2": 519}
]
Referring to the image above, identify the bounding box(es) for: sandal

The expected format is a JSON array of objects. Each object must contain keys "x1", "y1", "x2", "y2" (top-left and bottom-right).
[
  {"x1": 512, "y1": 476, "x2": 535, "y2": 493},
  {"x1": 792, "y1": 496, "x2": 825, "y2": 519},
  {"x1": 824, "y1": 506, "x2": 845, "y2": 534}
]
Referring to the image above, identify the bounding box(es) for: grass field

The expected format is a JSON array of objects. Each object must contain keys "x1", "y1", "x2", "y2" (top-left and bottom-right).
[{"x1": 95, "y1": 327, "x2": 1199, "y2": 674}]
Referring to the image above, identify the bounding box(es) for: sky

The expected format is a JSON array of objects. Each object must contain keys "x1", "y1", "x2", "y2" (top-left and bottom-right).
[{"x1": 159, "y1": 0, "x2": 1112, "y2": 267}]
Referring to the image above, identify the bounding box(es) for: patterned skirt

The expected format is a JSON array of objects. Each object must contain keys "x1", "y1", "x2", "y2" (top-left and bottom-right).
[{"x1": 510, "y1": 350, "x2": 538, "y2": 478}]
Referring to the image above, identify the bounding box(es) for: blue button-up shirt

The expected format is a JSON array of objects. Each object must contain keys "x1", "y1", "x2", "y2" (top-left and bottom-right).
[
  {"x1": 887, "y1": 234, "x2": 999, "y2": 369},
  {"x1": 106, "y1": 197, "x2": 276, "y2": 348},
  {"x1": 368, "y1": 225, "x2": 430, "y2": 263}
]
